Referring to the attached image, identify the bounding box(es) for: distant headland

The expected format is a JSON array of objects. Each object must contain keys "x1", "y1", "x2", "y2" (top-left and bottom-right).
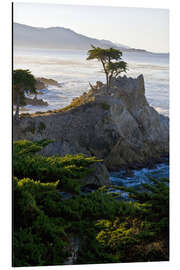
[{"x1": 14, "y1": 22, "x2": 155, "y2": 53}]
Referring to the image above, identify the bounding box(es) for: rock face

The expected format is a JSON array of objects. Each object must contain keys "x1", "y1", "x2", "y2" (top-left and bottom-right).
[
  {"x1": 83, "y1": 162, "x2": 110, "y2": 187},
  {"x1": 13, "y1": 75, "x2": 169, "y2": 175}
]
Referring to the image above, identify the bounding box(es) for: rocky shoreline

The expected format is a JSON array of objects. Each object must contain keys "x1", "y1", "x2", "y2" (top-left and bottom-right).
[
  {"x1": 35, "y1": 77, "x2": 61, "y2": 90},
  {"x1": 108, "y1": 154, "x2": 169, "y2": 171},
  {"x1": 36, "y1": 77, "x2": 62, "y2": 88},
  {"x1": 13, "y1": 74, "x2": 169, "y2": 186},
  {"x1": 25, "y1": 96, "x2": 48, "y2": 106},
  {"x1": 20, "y1": 77, "x2": 62, "y2": 107}
]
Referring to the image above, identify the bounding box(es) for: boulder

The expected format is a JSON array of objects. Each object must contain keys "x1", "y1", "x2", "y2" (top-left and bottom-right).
[{"x1": 83, "y1": 162, "x2": 110, "y2": 187}]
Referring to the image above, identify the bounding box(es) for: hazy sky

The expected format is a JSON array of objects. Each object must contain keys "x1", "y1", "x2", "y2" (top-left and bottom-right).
[{"x1": 14, "y1": 2, "x2": 169, "y2": 53}]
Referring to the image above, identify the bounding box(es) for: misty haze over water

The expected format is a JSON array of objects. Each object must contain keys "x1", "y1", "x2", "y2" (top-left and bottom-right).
[{"x1": 14, "y1": 47, "x2": 169, "y2": 116}]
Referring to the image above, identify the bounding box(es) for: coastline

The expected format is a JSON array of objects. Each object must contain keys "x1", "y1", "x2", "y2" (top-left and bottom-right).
[
  {"x1": 13, "y1": 74, "x2": 169, "y2": 177},
  {"x1": 14, "y1": 48, "x2": 169, "y2": 117}
]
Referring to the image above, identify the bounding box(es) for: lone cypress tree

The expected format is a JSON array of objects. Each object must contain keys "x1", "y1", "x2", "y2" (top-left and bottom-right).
[
  {"x1": 13, "y1": 69, "x2": 37, "y2": 120},
  {"x1": 87, "y1": 45, "x2": 127, "y2": 89}
]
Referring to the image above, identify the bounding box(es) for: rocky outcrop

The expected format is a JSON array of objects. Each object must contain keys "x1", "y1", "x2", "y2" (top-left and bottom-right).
[
  {"x1": 25, "y1": 97, "x2": 48, "y2": 106},
  {"x1": 35, "y1": 80, "x2": 46, "y2": 90},
  {"x1": 13, "y1": 74, "x2": 169, "y2": 174},
  {"x1": 36, "y1": 77, "x2": 61, "y2": 88},
  {"x1": 35, "y1": 77, "x2": 61, "y2": 93}
]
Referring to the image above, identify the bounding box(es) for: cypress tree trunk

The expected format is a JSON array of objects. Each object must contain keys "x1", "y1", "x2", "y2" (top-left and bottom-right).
[
  {"x1": 109, "y1": 75, "x2": 113, "y2": 89},
  {"x1": 15, "y1": 94, "x2": 20, "y2": 120},
  {"x1": 106, "y1": 73, "x2": 109, "y2": 90},
  {"x1": 100, "y1": 59, "x2": 109, "y2": 91}
]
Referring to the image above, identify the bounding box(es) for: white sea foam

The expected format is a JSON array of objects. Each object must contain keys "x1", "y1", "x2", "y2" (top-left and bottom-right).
[
  {"x1": 14, "y1": 48, "x2": 169, "y2": 115},
  {"x1": 110, "y1": 161, "x2": 169, "y2": 191}
]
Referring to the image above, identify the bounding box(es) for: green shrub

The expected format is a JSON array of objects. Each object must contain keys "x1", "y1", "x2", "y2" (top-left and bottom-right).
[
  {"x1": 13, "y1": 140, "x2": 100, "y2": 190},
  {"x1": 13, "y1": 176, "x2": 169, "y2": 265},
  {"x1": 76, "y1": 178, "x2": 169, "y2": 263},
  {"x1": 13, "y1": 139, "x2": 169, "y2": 265},
  {"x1": 13, "y1": 177, "x2": 69, "y2": 267}
]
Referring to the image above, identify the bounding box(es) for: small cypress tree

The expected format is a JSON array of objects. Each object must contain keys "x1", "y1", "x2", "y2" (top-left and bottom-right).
[
  {"x1": 87, "y1": 45, "x2": 127, "y2": 89},
  {"x1": 13, "y1": 69, "x2": 37, "y2": 120}
]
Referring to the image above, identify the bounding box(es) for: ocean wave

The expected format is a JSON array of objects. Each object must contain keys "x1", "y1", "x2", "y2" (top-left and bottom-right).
[{"x1": 110, "y1": 161, "x2": 169, "y2": 190}]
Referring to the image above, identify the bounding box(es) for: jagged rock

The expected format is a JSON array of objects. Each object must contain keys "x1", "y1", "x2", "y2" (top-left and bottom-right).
[
  {"x1": 25, "y1": 97, "x2": 48, "y2": 106},
  {"x1": 13, "y1": 74, "x2": 169, "y2": 184},
  {"x1": 96, "y1": 81, "x2": 104, "y2": 88}
]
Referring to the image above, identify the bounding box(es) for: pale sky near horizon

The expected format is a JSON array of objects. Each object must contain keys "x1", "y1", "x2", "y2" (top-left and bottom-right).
[{"x1": 14, "y1": 2, "x2": 169, "y2": 53}]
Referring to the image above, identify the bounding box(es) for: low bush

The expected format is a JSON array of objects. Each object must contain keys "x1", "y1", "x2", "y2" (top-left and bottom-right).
[
  {"x1": 76, "y1": 178, "x2": 169, "y2": 264},
  {"x1": 13, "y1": 140, "x2": 100, "y2": 192},
  {"x1": 13, "y1": 176, "x2": 169, "y2": 266},
  {"x1": 13, "y1": 177, "x2": 69, "y2": 266},
  {"x1": 12, "y1": 139, "x2": 169, "y2": 266}
]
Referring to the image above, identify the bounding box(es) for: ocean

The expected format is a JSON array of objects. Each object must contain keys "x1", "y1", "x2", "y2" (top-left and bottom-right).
[
  {"x1": 14, "y1": 47, "x2": 169, "y2": 116},
  {"x1": 110, "y1": 158, "x2": 169, "y2": 199}
]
